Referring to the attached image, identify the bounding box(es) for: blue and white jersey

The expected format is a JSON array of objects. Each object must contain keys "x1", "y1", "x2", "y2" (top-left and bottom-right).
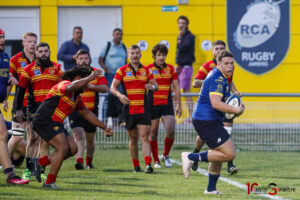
[
  {"x1": 192, "y1": 68, "x2": 230, "y2": 121},
  {"x1": 0, "y1": 51, "x2": 9, "y2": 103}
]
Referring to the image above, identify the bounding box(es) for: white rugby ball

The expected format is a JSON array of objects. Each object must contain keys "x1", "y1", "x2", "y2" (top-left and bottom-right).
[{"x1": 225, "y1": 94, "x2": 241, "y2": 120}]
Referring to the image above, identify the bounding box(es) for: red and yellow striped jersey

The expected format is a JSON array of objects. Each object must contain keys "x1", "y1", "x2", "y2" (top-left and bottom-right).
[
  {"x1": 146, "y1": 63, "x2": 177, "y2": 105},
  {"x1": 10, "y1": 51, "x2": 34, "y2": 106},
  {"x1": 18, "y1": 61, "x2": 62, "y2": 103},
  {"x1": 114, "y1": 63, "x2": 154, "y2": 114},
  {"x1": 194, "y1": 60, "x2": 232, "y2": 85},
  {"x1": 81, "y1": 67, "x2": 108, "y2": 111},
  {"x1": 45, "y1": 80, "x2": 86, "y2": 123}
]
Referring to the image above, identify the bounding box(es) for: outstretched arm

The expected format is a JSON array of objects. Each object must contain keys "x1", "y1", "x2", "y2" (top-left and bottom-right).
[
  {"x1": 65, "y1": 70, "x2": 102, "y2": 93},
  {"x1": 78, "y1": 107, "x2": 114, "y2": 137}
]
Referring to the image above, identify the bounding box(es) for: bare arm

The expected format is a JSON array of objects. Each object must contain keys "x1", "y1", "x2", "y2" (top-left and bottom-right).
[
  {"x1": 171, "y1": 79, "x2": 182, "y2": 117},
  {"x1": 110, "y1": 78, "x2": 129, "y2": 105},
  {"x1": 145, "y1": 78, "x2": 158, "y2": 91},
  {"x1": 230, "y1": 81, "x2": 242, "y2": 96},
  {"x1": 192, "y1": 79, "x2": 204, "y2": 88},
  {"x1": 88, "y1": 83, "x2": 108, "y2": 93},
  {"x1": 98, "y1": 57, "x2": 110, "y2": 73},
  {"x1": 78, "y1": 107, "x2": 114, "y2": 137},
  {"x1": 210, "y1": 94, "x2": 244, "y2": 115},
  {"x1": 66, "y1": 70, "x2": 101, "y2": 94}
]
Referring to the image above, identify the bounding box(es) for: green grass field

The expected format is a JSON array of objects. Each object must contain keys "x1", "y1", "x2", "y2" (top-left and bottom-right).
[{"x1": 0, "y1": 149, "x2": 299, "y2": 200}]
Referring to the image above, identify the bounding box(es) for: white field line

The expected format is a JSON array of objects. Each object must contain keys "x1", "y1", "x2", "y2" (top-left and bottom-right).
[{"x1": 170, "y1": 158, "x2": 290, "y2": 200}]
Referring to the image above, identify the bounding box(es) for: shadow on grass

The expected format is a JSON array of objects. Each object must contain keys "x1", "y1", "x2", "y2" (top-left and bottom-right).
[
  {"x1": 102, "y1": 168, "x2": 134, "y2": 173},
  {"x1": 62, "y1": 181, "x2": 153, "y2": 188},
  {"x1": 24, "y1": 185, "x2": 169, "y2": 197}
]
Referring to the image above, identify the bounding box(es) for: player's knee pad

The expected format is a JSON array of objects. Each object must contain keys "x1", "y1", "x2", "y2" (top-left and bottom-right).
[
  {"x1": 12, "y1": 128, "x2": 25, "y2": 136},
  {"x1": 224, "y1": 127, "x2": 232, "y2": 135}
]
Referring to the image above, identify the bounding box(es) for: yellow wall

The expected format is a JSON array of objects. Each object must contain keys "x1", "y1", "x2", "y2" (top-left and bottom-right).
[{"x1": 1, "y1": 0, "x2": 299, "y2": 95}]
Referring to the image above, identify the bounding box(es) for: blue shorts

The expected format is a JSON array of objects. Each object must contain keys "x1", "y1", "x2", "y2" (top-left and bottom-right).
[{"x1": 192, "y1": 119, "x2": 230, "y2": 149}]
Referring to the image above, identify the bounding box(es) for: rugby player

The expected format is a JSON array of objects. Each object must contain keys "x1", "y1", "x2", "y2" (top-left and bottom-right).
[
  {"x1": 181, "y1": 50, "x2": 245, "y2": 194},
  {"x1": 0, "y1": 28, "x2": 29, "y2": 184},
  {"x1": 15, "y1": 42, "x2": 63, "y2": 181},
  {"x1": 146, "y1": 44, "x2": 182, "y2": 168},
  {"x1": 70, "y1": 49, "x2": 108, "y2": 170},
  {"x1": 110, "y1": 45, "x2": 158, "y2": 173},
  {"x1": 7, "y1": 32, "x2": 37, "y2": 179},
  {"x1": 191, "y1": 40, "x2": 241, "y2": 174},
  {"x1": 33, "y1": 67, "x2": 113, "y2": 189}
]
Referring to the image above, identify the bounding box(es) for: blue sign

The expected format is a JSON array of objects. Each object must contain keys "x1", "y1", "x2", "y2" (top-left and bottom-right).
[
  {"x1": 161, "y1": 6, "x2": 178, "y2": 12},
  {"x1": 227, "y1": 0, "x2": 290, "y2": 75}
]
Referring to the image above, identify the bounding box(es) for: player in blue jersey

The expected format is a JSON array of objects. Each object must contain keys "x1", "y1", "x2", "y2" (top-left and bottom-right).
[
  {"x1": 0, "y1": 28, "x2": 29, "y2": 184},
  {"x1": 181, "y1": 50, "x2": 245, "y2": 195}
]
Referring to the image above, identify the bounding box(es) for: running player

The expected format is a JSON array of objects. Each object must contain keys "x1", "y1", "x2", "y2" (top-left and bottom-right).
[
  {"x1": 7, "y1": 32, "x2": 37, "y2": 179},
  {"x1": 191, "y1": 40, "x2": 241, "y2": 174},
  {"x1": 0, "y1": 28, "x2": 29, "y2": 184},
  {"x1": 15, "y1": 42, "x2": 63, "y2": 181},
  {"x1": 70, "y1": 49, "x2": 108, "y2": 170},
  {"x1": 146, "y1": 44, "x2": 182, "y2": 168},
  {"x1": 33, "y1": 67, "x2": 113, "y2": 189},
  {"x1": 181, "y1": 50, "x2": 245, "y2": 194},
  {"x1": 110, "y1": 45, "x2": 158, "y2": 173}
]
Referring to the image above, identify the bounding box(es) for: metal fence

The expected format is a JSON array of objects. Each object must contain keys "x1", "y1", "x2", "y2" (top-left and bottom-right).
[{"x1": 2, "y1": 93, "x2": 300, "y2": 151}]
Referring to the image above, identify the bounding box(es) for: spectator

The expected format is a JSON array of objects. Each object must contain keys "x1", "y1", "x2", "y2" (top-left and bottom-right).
[
  {"x1": 176, "y1": 16, "x2": 195, "y2": 120},
  {"x1": 57, "y1": 26, "x2": 89, "y2": 71},
  {"x1": 98, "y1": 28, "x2": 127, "y2": 126}
]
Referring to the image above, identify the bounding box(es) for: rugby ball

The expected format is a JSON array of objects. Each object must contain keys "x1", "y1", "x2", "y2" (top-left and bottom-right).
[{"x1": 225, "y1": 94, "x2": 241, "y2": 120}]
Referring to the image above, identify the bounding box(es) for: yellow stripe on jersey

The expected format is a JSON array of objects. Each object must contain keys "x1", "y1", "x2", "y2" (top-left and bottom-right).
[
  {"x1": 129, "y1": 100, "x2": 144, "y2": 106},
  {"x1": 54, "y1": 108, "x2": 66, "y2": 120},
  {"x1": 126, "y1": 89, "x2": 145, "y2": 95},
  {"x1": 153, "y1": 95, "x2": 168, "y2": 99},
  {"x1": 84, "y1": 102, "x2": 94, "y2": 108},
  {"x1": 33, "y1": 90, "x2": 51, "y2": 95},
  {"x1": 61, "y1": 95, "x2": 75, "y2": 108},
  {"x1": 200, "y1": 67, "x2": 208, "y2": 74},
  {"x1": 209, "y1": 92, "x2": 223, "y2": 96},
  {"x1": 10, "y1": 62, "x2": 16, "y2": 71},
  {"x1": 159, "y1": 85, "x2": 171, "y2": 90}
]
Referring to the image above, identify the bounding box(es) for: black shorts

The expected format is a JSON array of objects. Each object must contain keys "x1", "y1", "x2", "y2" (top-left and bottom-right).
[
  {"x1": 27, "y1": 102, "x2": 41, "y2": 122},
  {"x1": 32, "y1": 118, "x2": 70, "y2": 142},
  {"x1": 223, "y1": 117, "x2": 233, "y2": 123},
  {"x1": 150, "y1": 104, "x2": 174, "y2": 120},
  {"x1": 192, "y1": 119, "x2": 230, "y2": 149},
  {"x1": 69, "y1": 111, "x2": 97, "y2": 133},
  {"x1": 123, "y1": 107, "x2": 151, "y2": 130}
]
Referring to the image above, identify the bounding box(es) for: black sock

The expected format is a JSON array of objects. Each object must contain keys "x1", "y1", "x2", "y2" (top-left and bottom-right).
[
  {"x1": 41, "y1": 166, "x2": 45, "y2": 174},
  {"x1": 228, "y1": 160, "x2": 234, "y2": 168},
  {"x1": 193, "y1": 148, "x2": 200, "y2": 153}
]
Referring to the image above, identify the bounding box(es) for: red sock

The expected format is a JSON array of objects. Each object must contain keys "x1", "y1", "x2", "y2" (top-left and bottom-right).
[
  {"x1": 38, "y1": 156, "x2": 50, "y2": 167},
  {"x1": 149, "y1": 140, "x2": 159, "y2": 163},
  {"x1": 77, "y1": 158, "x2": 83, "y2": 164},
  {"x1": 45, "y1": 174, "x2": 56, "y2": 184},
  {"x1": 144, "y1": 156, "x2": 152, "y2": 166},
  {"x1": 163, "y1": 137, "x2": 174, "y2": 157},
  {"x1": 131, "y1": 158, "x2": 140, "y2": 168},
  {"x1": 86, "y1": 157, "x2": 93, "y2": 165}
]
